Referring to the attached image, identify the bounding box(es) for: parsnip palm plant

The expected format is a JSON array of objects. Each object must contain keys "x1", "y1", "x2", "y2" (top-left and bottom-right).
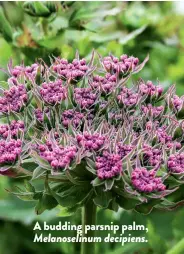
[{"x1": 0, "y1": 52, "x2": 184, "y2": 254}]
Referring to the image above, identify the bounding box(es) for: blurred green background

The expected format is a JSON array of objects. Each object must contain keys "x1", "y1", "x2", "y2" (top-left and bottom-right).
[{"x1": 0, "y1": 1, "x2": 184, "y2": 254}]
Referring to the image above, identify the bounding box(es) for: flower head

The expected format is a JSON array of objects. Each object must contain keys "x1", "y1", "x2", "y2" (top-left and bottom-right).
[
  {"x1": 141, "y1": 104, "x2": 164, "y2": 118},
  {"x1": 143, "y1": 144, "x2": 162, "y2": 166},
  {"x1": 53, "y1": 58, "x2": 88, "y2": 81},
  {"x1": 131, "y1": 167, "x2": 166, "y2": 193},
  {"x1": 167, "y1": 153, "x2": 184, "y2": 173},
  {"x1": 12, "y1": 63, "x2": 39, "y2": 78},
  {"x1": 91, "y1": 73, "x2": 117, "y2": 94},
  {"x1": 139, "y1": 81, "x2": 163, "y2": 98},
  {"x1": 156, "y1": 126, "x2": 181, "y2": 149},
  {"x1": 39, "y1": 144, "x2": 77, "y2": 170},
  {"x1": 0, "y1": 85, "x2": 28, "y2": 113},
  {"x1": 40, "y1": 80, "x2": 67, "y2": 105},
  {"x1": 96, "y1": 151, "x2": 122, "y2": 179},
  {"x1": 117, "y1": 87, "x2": 138, "y2": 107},
  {"x1": 74, "y1": 88, "x2": 97, "y2": 109},
  {"x1": 103, "y1": 54, "x2": 139, "y2": 75},
  {"x1": 61, "y1": 109, "x2": 84, "y2": 128},
  {"x1": 76, "y1": 132, "x2": 106, "y2": 152},
  {"x1": 0, "y1": 139, "x2": 22, "y2": 165},
  {"x1": 0, "y1": 120, "x2": 24, "y2": 138},
  {"x1": 171, "y1": 95, "x2": 184, "y2": 111},
  {"x1": 117, "y1": 143, "x2": 134, "y2": 159}
]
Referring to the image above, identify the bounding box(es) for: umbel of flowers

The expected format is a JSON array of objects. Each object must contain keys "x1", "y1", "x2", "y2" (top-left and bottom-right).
[{"x1": 1, "y1": 52, "x2": 184, "y2": 254}]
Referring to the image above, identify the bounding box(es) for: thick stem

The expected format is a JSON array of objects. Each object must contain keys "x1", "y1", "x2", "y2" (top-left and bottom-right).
[{"x1": 81, "y1": 200, "x2": 97, "y2": 254}]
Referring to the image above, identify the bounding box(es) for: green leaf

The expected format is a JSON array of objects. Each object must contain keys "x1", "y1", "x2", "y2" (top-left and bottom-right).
[
  {"x1": 35, "y1": 193, "x2": 58, "y2": 215},
  {"x1": 108, "y1": 198, "x2": 119, "y2": 212},
  {"x1": 32, "y1": 166, "x2": 47, "y2": 180},
  {"x1": 50, "y1": 182, "x2": 91, "y2": 209},
  {"x1": 177, "y1": 107, "x2": 184, "y2": 119},
  {"x1": 167, "y1": 238, "x2": 184, "y2": 254},
  {"x1": 105, "y1": 179, "x2": 114, "y2": 191},
  {"x1": 10, "y1": 191, "x2": 35, "y2": 201},
  {"x1": 30, "y1": 151, "x2": 51, "y2": 170},
  {"x1": 23, "y1": 2, "x2": 53, "y2": 17},
  {"x1": 86, "y1": 166, "x2": 96, "y2": 175},
  {"x1": 24, "y1": 180, "x2": 35, "y2": 193},
  {"x1": 0, "y1": 81, "x2": 8, "y2": 89},
  {"x1": 119, "y1": 25, "x2": 147, "y2": 45},
  {"x1": 57, "y1": 205, "x2": 75, "y2": 217},
  {"x1": 0, "y1": 7, "x2": 13, "y2": 42},
  {"x1": 93, "y1": 191, "x2": 112, "y2": 209},
  {"x1": 173, "y1": 126, "x2": 183, "y2": 139},
  {"x1": 33, "y1": 2, "x2": 50, "y2": 16},
  {"x1": 86, "y1": 157, "x2": 96, "y2": 169},
  {"x1": 116, "y1": 196, "x2": 140, "y2": 210},
  {"x1": 92, "y1": 177, "x2": 104, "y2": 187},
  {"x1": 135, "y1": 199, "x2": 161, "y2": 214}
]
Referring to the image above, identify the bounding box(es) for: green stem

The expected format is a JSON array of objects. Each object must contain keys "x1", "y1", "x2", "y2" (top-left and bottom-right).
[{"x1": 81, "y1": 200, "x2": 97, "y2": 254}]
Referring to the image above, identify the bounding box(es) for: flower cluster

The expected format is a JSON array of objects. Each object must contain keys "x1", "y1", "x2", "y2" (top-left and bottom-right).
[
  {"x1": 156, "y1": 126, "x2": 181, "y2": 149},
  {"x1": 96, "y1": 151, "x2": 122, "y2": 179},
  {"x1": 171, "y1": 95, "x2": 184, "y2": 111},
  {"x1": 0, "y1": 85, "x2": 28, "y2": 113},
  {"x1": 0, "y1": 120, "x2": 24, "y2": 138},
  {"x1": 76, "y1": 132, "x2": 106, "y2": 152},
  {"x1": 167, "y1": 153, "x2": 184, "y2": 173},
  {"x1": 103, "y1": 54, "x2": 139, "y2": 74},
  {"x1": 74, "y1": 88, "x2": 97, "y2": 109},
  {"x1": 139, "y1": 81, "x2": 163, "y2": 98},
  {"x1": 156, "y1": 127, "x2": 172, "y2": 144},
  {"x1": 117, "y1": 87, "x2": 138, "y2": 107},
  {"x1": 143, "y1": 144, "x2": 162, "y2": 166},
  {"x1": 0, "y1": 139, "x2": 22, "y2": 165},
  {"x1": 131, "y1": 167, "x2": 166, "y2": 193},
  {"x1": 12, "y1": 64, "x2": 39, "y2": 78},
  {"x1": 91, "y1": 73, "x2": 117, "y2": 94},
  {"x1": 141, "y1": 104, "x2": 164, "y2": 118},
  {"x1": 53, "y1": 58, "x2": 88, "y2": 81},
  {"x1": 40, "y1": 80, "x2": 67, "y2": 105},
  {"x1": 117, "y1": 143, "x2": 134, "y2": 159},
  {"x1": 61, "y1": 109, "x2": 84, "y2": 128},
  {"x1": 39, "y1": 144, "x2": 77, "y2": 170},
  {"x1": 2, "y1": 52, "x2": 184, "y2": 213}
]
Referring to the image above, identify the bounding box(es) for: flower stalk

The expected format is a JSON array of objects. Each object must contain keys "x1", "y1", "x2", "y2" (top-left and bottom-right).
[{"x1": 81, "y1": 201, "x2": 97, "y2": 254}]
